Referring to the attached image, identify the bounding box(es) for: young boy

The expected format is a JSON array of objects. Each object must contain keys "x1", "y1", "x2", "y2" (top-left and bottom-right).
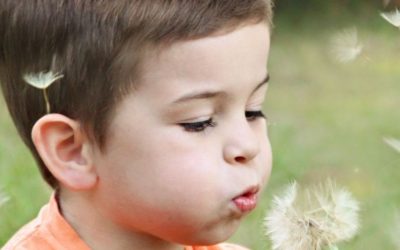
[{"x1": 0, "y1": 1, "x2": 273, "y2": 249}]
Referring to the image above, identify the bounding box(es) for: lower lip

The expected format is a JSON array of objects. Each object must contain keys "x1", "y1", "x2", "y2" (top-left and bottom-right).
[{"x1": 232, "y1": 193, "x2": 258, "y2": 213}]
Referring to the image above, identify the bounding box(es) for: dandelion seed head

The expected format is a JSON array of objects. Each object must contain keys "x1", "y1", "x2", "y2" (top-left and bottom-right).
[
  {"x1": 23, "y1": 71, "x2": 64, "y2": 89},
  {"x1": 330, "y1": 27, "x2": 363, "y2": 63},
  {"x1": 380, "y1": 9, "x2": 400, "y2": 28},
  {"x1": 265, "y1": 180, "x2": 360, "y2": 250},
  {"x1": 384, "y1": 137, "x2": 400, "y2": 153}
]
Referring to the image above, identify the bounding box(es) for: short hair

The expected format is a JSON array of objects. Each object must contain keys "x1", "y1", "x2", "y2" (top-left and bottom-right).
[{"x1": 0, "y1": 0, "x2": 273, "y2": 188}]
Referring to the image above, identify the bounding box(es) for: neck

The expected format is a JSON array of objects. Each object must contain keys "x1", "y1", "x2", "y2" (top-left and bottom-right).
[{"x1": 58, "y1": 190, "x2": 185, "y2": 250}]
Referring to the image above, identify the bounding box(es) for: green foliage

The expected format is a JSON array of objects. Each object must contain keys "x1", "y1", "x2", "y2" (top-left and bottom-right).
[{"x1": 0, "y1": 104, "x2": 50, "y2": 244}]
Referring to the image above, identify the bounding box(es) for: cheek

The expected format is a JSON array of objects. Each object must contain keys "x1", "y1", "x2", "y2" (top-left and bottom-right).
[
  {"x1": 94, "y1": 142, "x2": 224, "y2": 227},
  {"x1": 150, "y1": 142, "x2": 221, "y2": 192},
  {"x1": 105, "y1": 129, "x2": 222, "y2": 194},
  {"x1": 141, "y1": 134, "x2": 227, "y2": 205}
]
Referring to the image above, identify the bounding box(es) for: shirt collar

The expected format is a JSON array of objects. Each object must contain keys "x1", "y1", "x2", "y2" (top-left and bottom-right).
[{"x1": 41, "y1": 192, "x2": 92, "y2": 250}]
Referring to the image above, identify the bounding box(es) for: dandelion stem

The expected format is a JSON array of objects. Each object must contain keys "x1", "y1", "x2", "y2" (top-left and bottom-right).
[{"x1": 43, "y1": 88, "x2": 50, "y2": 113}]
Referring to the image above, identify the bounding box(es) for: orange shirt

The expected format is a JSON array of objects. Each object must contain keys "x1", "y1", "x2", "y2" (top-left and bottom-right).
[{"x1": 2, "y1": 194, "x2": 249, "y2": 250}]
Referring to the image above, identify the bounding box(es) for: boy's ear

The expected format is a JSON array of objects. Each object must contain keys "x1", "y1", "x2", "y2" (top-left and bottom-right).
[{"x1": 31, "y1": 114, "x2": 98, "y2": 191}]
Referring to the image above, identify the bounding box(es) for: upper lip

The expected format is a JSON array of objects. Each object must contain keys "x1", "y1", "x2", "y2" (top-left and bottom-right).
[{"x1": 234, "y1": 185, "x2": 260, "y2": 199}]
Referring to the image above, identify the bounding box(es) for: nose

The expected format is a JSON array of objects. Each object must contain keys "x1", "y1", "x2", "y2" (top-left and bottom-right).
[{"x1": 223, "y1": 120, "x2": 260, "y2": 165}]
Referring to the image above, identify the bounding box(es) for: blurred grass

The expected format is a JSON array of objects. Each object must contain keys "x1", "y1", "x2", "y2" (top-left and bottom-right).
[
  {"x1": 1, "y1": 7, "x2": 400, "y2": 250},
  {"x1": 0, "y1": 102, "x2": 51, "y2": 242}
]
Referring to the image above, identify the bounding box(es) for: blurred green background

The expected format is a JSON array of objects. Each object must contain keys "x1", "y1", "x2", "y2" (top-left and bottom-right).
[{"x1": 1, "y1": 1, "x2": 400, "y2": 249}]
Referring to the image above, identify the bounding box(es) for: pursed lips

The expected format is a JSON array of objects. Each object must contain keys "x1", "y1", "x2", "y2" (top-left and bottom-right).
[{"x1": 231, "y1": 185, "x2": 260, "y2": 213}]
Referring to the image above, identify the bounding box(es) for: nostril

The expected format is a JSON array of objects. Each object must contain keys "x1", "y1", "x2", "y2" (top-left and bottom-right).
[{"x1": 234, "y1": 156, "x2": 246, "y2": 163}]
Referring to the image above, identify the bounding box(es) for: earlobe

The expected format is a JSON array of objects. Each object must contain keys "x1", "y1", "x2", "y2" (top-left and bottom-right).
[{"x1": 31, "y1": 114, "x2": 98, "y2": 190}]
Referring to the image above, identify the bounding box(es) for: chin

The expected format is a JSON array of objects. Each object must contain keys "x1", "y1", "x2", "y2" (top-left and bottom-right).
[{"x1": 186, "y1": 220, "x2": 241, "y2": 246}]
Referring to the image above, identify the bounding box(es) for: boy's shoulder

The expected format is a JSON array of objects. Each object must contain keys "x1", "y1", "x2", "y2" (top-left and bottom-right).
[
  {"x1": 2, "y1": 222, "x2": 54, "y2": 250},
  {"x1": 2, "y1": 194, "x2": 90, "y2": 250},
  {"x1": 2, "y1": 207, "x2": 53, "y2": 250}
]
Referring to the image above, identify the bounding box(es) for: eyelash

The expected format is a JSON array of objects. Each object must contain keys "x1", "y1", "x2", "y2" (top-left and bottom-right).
[
  {"x1": 179, "y1": 110, "x2": 266, "y2": 132},
  {"x1": 179, "y1": 118, "x2": 217, "y2": 132},
  {"x1": 245, "y1": 110, "x2": 266, "y2": 121}
]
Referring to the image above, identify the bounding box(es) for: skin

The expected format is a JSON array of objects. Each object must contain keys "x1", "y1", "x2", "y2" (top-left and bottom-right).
[{"x1": 33, "y1": 22, "x2": 272, "y2": 250}]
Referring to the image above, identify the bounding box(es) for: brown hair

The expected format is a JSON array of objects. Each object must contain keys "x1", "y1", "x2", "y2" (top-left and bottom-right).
[{"x1": 0, "y1": 0, "x2": 273, "y2": 188}]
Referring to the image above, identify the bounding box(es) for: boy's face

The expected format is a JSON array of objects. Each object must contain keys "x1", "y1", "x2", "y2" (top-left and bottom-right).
[{"x1": 92, "y1": 23, "x2": 271, "y2": 246}]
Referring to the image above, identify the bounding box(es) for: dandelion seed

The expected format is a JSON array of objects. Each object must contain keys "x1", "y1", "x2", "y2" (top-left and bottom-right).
[
  {"x1": 23, "y1": 71, "x2": 64, "y2": 89},
  {"x1": 330, "y1": 27, "x2": 363, "y2": 63},
  {"x1": 265, "y1": 180, "x2": 360, "y2": 250},
  {"x1": 380, "y1": 9, "x2": 400, "y2": 28},
  {"x1": 23, "y1": 71, "x2": 63, "y2": 113},
  {"x1": 0, "y1": 190, "x2": 10, "y2": 207},
  {"x1": 383, "y1": 137, "x2": 400, "y2": 153}
]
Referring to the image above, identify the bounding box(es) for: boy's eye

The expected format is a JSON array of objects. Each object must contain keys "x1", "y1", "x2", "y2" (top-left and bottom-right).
[
  {"x1": 179, "y1": 118, "x2": 217, "y2": 132},
  {"x1": 245, "y1": 110, "x2": 266, "y2": 121},
  {"x1": 179, "y1": 111, "x2": 265, "y2": 132}
]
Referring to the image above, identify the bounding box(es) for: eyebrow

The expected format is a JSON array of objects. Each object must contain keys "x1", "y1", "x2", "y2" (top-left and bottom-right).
[{"x1": 172, "y1": 74, "x2": 270, "y2": 104}]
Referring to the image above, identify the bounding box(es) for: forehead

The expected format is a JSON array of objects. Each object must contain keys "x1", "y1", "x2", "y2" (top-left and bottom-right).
[{"x1": 134, "y1": 23, "x2": 270, "y2": 100}]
